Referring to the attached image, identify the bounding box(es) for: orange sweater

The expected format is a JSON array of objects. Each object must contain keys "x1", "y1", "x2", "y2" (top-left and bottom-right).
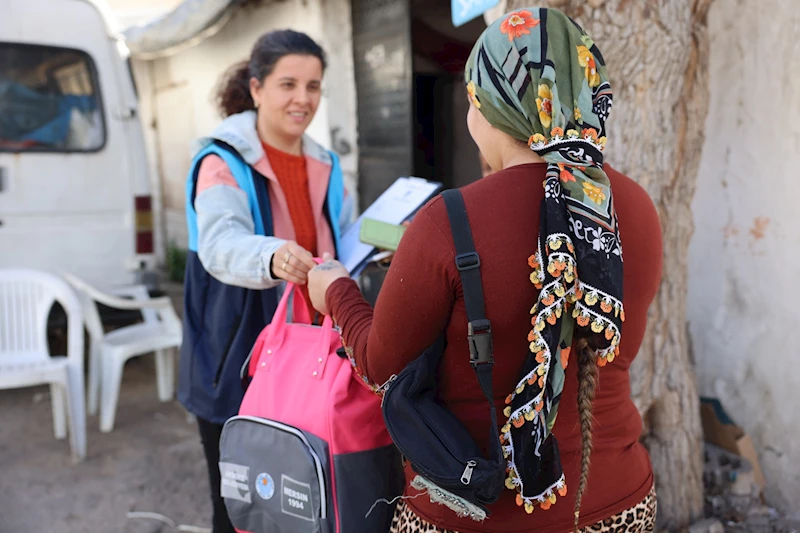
[{"x1": 263, "y1": 142, "x2": 317, "y2": 256}]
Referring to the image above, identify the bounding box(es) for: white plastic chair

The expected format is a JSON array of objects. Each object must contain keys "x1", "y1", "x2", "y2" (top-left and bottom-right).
[
  {"x1": 64, "y1": 273, "x2": 182, "y2": 433},
  {"x1": 0, "y1": 269, "x2": 87, "y2": 461}
]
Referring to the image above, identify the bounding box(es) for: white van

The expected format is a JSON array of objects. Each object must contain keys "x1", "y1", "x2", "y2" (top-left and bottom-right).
[{"x1": 0, "y1": 0, "x2": 156, "y2": 289}]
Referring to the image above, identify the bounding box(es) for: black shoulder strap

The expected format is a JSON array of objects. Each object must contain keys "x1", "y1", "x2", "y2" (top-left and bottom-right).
[
  {"x1": 442, "y1": 189, "x2": 492, "y2": 364},
  {"x1": 442, "y1": 189, "x2": 502, "y2": 462}
]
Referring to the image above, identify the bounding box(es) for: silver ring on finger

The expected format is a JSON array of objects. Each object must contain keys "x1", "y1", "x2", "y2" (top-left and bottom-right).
[{"x1": 281, "y1": 261, "x2": 288, "y2": 271}]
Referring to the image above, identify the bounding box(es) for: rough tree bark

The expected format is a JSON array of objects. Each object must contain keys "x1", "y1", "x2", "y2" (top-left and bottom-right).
[{"x1": 500, "y1": 0, "x2": 714, "y2": 529}]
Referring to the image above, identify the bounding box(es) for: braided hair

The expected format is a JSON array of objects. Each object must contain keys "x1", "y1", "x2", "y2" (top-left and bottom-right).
[{"x1": 573, "y1": 336, "x2": 599, "y2": 532}]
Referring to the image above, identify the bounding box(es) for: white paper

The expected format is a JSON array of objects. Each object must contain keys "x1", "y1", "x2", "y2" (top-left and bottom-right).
[{"x1": 339, "y1": 177, "x2": 441, "y2": 275}]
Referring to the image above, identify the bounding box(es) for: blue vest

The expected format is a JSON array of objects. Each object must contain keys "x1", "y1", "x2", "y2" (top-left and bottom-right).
[{"x1": 178, "y1": 141, "x2": 344, "y2": 424}]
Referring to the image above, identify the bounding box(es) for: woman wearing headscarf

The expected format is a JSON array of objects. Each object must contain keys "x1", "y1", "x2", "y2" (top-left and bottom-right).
[{"x1": 308, "y1": 7, "x2": 662, "y2": 533}]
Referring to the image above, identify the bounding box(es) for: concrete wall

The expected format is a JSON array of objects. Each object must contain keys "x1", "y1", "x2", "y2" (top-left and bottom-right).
[
  {"x1": 687, "y1": 0, "x2": 800, "y2": 510},
  {"x1": 133, "y1": 0, "x2": 359, "y2": 255}
]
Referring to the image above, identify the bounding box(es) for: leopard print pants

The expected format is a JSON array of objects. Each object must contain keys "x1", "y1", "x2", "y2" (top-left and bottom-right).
[{"x1": 388, "y1": 485, "x2": 657, "y2": 533}]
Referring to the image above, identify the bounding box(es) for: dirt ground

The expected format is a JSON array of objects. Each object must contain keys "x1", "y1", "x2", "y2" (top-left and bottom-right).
[{"x1": 0, "y1": 355, "x2": 213, "y2": 533}]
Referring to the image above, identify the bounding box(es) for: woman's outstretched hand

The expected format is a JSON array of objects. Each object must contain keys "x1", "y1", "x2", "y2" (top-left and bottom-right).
[
  {"x1": 270, "y1": 241, "x2": 317, "y2": 284},
  {"x1": 308, "y1": 252, "x2": 349, "y2": 316}
]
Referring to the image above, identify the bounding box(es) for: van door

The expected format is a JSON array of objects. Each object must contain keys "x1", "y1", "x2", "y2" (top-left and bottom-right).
[{"x1": 0, "y1": 0, "x2": 147, "y2": 287}]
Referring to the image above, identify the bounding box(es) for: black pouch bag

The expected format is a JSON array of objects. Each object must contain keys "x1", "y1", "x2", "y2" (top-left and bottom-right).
[{"x1": 381, "y1": 189, "x2": 505, "y2": 521}]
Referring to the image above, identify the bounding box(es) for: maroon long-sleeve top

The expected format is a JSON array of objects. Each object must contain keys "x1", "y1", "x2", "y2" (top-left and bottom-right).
[{"x1": 327, "y1": 163, "x2": 663, "y2": 532}]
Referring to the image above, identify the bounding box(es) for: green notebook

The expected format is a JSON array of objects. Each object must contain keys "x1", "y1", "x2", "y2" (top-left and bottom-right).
[{"x1": 359, "y1": 218, "x2": 407, "y2": 252}]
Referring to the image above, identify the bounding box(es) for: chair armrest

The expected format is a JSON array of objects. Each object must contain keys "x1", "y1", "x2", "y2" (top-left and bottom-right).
[
  {"x1": 95, "y1": 295, "x2": 173, "y2": 311},
  {"x1": 64, "y1": 273, "x2": 173, "y2": 311},
  {"x1": 159, "y1": 305, "x2": 183, "y2": 335},
  {"x1": 110, "y1": 284, "x2": 151, "y2": 301}
]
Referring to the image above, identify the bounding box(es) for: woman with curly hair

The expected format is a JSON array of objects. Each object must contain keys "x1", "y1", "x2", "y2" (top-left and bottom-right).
[{"x1": 178, "y1": 29, "x2": 352, "y2": 532}]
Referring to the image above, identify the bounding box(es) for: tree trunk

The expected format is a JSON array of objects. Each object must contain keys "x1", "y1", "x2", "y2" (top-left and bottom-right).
[{"x1": 500, "y1": 0, "x2": 714, "y2": 529}]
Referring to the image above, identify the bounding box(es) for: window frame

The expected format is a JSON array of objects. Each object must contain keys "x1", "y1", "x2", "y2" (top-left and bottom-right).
[{"x1": 0, "y1": 41, "x2": 108, "y2": 154}]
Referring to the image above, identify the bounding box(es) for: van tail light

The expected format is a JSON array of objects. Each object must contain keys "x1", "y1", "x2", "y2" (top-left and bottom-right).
[{"x1": 134, "y1": 195, "x2": 154, "y2": 254}]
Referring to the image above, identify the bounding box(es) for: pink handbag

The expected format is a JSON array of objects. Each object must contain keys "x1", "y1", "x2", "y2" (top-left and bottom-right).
[{"x1": 219, "y1": 283, "x2": 403, "y2": 533}]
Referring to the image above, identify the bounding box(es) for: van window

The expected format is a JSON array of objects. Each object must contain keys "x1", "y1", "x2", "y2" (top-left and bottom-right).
[{"x1": 0, "y1": 43, "x2": 105, "y2": 152}]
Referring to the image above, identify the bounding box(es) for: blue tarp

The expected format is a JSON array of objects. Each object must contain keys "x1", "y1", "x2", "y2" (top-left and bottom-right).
[{"x1": 0, "y1": 81, "x2": 96, "y2": 147}]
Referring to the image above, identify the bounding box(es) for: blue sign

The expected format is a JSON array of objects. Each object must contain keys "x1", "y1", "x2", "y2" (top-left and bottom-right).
[{"x1": 451, "y1": 0, "x2": 501, "y2": 27}]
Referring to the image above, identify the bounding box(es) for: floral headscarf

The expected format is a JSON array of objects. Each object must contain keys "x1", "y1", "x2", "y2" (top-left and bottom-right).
[{"x1": 465, "y1": 7, "x2": 624, "y2": 514}]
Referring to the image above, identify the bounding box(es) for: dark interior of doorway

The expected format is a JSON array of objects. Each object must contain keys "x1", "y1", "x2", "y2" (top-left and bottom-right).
[
  {"x1": 411, "y1": 0, "x2": 486, "y2": 189},
  {"x1": 352, "y1": 0, "x2": 488, "y2": 306}
]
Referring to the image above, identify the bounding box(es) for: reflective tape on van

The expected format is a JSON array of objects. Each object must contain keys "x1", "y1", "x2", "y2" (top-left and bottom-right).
[{"x1": 135, "y1": 195, "x2": 154, "y2": 254}]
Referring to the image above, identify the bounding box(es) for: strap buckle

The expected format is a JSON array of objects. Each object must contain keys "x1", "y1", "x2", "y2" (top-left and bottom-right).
[
  {"x1": 468, "y1": 319, "x2": 493, "y2": 367},
  {"x1": 455, "y1": 252, "x2": 480, "y2": 271}
]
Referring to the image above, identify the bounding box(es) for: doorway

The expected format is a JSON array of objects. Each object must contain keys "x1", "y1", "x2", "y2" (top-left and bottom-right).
[{"x1": 410, "y1": 0, "x2": 486, "y2": 189}]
